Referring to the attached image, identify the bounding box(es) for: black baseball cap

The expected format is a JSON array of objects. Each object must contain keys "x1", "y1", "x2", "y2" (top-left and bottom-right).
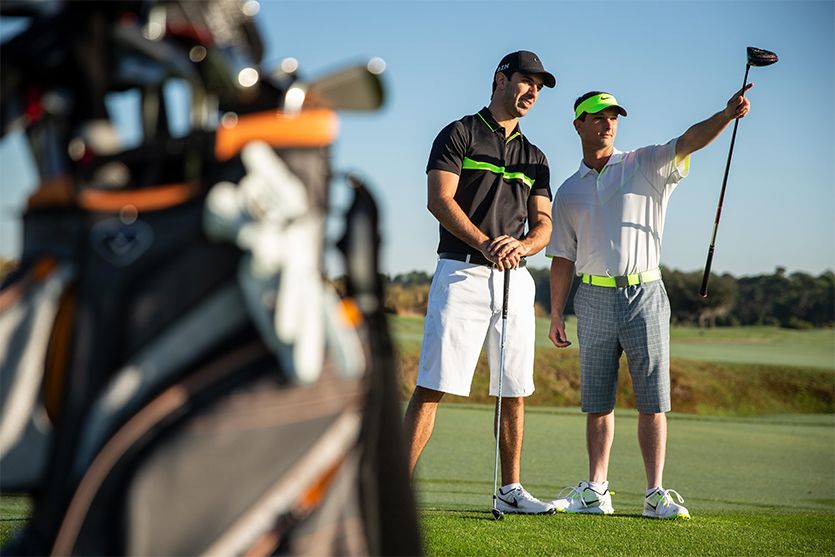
[{"x1": 495, "y1": 50, "x2": 556, "y2": 88}]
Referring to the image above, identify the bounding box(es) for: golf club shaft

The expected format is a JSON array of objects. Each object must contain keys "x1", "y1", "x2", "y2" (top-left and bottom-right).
[
  {"x1": 700, "y1": 64, "x2": 751, "y2": 298},
  {"x1": 492, "y1": 269, "x2": 511, "y2": 512}
]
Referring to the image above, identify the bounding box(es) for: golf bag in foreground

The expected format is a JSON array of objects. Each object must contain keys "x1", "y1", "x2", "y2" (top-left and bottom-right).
[{"x1": 0, "y1": 1, "x2": 421, "y2": 554}]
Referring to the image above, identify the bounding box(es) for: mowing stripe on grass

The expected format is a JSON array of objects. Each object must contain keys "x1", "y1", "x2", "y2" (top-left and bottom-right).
[{"x1": 414, "y1": 405, "x2": 834, "y2": 556}]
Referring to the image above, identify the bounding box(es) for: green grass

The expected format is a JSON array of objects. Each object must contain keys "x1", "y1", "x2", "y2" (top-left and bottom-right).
[
  {"x1": 4, "y1": 318, "x2": 832, "y2": 551},
  {"x1": 415, "y1": 405, "x2": 835, "y2": 556},
  {"x1": 391, "y1": 315, "x2": 835, "y2": 415},
  {"x1": 393, "y1": 314, "x2": 835, "y2": 370},
  {"x1": 421, "y1": 512, "x2": 833, "y2": 556},
  {"x1": 3, "y1": 410, "x2": 832, "y2": 555},
  {"x1": 668, "y1": 325, "x2": 835, "y2": 369},
  {"x1": 0, "y1": 495, "x2": 30, "y2": 547}
]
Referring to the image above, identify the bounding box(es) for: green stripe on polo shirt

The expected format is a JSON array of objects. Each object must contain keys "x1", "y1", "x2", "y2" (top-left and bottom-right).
[
  {"x1": 676, "y1": 153, "x2": 691, "y2": 175},
  {"x1": 462, "y1": 157, "x2": 535, "y2": 188},
  {"x1": 476, "y1": 111, "x2": 496, "y2": 132},
  {"x1": 476, "y1": 113, "x2": 521, "y2": 143}
]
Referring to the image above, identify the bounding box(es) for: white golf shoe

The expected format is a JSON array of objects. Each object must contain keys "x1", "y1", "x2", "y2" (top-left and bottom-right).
[
  {"x1": 643, "y1": 488, "x2": 691, "y2": 520},
  {"x1": 495, "y1": 485, "x2": 556, "y2": 515},
  {"x1": 549, "y1": 481, "x2": 614, "y2": 515}
]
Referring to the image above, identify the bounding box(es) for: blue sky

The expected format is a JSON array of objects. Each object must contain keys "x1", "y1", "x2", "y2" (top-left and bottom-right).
[{"x1": 1, "y1": 1, "x2": 833, "y2": 278}]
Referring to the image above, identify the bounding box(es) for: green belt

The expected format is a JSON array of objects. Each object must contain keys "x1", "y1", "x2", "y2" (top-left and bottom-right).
[{"x1": 580, "y1": 268, "x2": 662, "y2": 288}]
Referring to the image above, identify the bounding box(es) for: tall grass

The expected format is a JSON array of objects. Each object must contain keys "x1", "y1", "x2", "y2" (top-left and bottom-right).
[{"x1": 391, "y1": 315, "x2": 835, "y2": 415}]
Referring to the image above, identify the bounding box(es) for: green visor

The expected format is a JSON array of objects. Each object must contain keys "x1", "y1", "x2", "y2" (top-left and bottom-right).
[{"x1": 574, "y1": 93, "x2": 628, "y2": 120}]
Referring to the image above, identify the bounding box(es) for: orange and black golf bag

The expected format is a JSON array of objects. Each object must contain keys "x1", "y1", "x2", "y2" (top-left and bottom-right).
[{"x1": 0, "y1": 1, "x2": 421, "y2": 554}]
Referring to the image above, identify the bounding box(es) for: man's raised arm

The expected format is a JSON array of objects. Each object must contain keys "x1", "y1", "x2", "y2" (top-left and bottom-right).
[{"x1": 675, "y1": 84, "x2": 753, "y2": 161}]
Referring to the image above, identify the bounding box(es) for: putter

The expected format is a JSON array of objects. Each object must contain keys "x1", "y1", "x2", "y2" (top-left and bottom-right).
[
  {"x1": 700, "y1": 46, "x2": 778, "y2": 297},
  {"x1": 491, "y1": 269, "x2": 512, "y2": 521}
]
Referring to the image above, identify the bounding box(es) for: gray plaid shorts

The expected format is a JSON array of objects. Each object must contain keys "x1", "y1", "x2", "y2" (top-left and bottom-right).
[{"x1": 574, "y1": 280, "x2": 671, "y2": 413}]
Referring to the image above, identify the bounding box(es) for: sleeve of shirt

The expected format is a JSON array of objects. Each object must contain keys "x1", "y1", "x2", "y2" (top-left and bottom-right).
[
  {"x1": 637, "y1": 138, "x2": 691, "y2": 195},
  {"x1": 531, "y1": 151, "x2": 553, "y2": 200},
  {"x1": 426, "y1": 120, "x2": 468, "y2": 175},
  {"x1": 545, "y1": 190, "x2": 576, "y2": 261}
]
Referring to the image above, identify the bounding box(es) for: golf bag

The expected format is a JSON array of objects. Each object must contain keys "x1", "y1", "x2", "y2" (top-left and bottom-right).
[{"x1": 0, "y1": 1, "x2": 421, "y2": 555}]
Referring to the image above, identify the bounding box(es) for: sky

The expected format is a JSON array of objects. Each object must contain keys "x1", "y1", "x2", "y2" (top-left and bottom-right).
[{"x1": 1, "y1": 0, "x2": 833, "y2": 279}]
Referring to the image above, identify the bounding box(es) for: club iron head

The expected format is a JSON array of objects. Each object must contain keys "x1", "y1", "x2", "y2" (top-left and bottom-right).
[
  {"x1": 747, "y1": 46, "x2": 778, "y2": 67},
  {"x1": 491, "y1": 508, "x2": 504, "y2": 521}
]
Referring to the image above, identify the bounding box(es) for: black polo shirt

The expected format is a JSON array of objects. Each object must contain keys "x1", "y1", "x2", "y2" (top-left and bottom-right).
[{"x1": 426, "y1": 107, "x2": 552, "y2": 256}]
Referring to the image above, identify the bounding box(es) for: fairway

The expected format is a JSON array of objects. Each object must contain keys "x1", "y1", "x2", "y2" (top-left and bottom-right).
[
  {"x1": 393, "y1": 315, "x2": 835, "y2": 370},
  {"x1": 667, "y1": 325, "x2": 835, "y2": 369},
  {"x1": 415, "y1": 405, "x2": 835, "y2": 556},
  {"x1": 392, "y1": 315, "x2": 835, "y2": 415}
]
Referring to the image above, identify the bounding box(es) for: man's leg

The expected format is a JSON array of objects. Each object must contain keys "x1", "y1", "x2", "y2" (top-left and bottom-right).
[
  {"x1": 403, "y1": 386, "x2": 444, "y2": 477},
  {"x1": 549, "y1": 408, "x2": 615, "y2": 515},
  {"x1": 638, "y1": 412, "x2": 666, "y2": 489},
  {"x1": 497, "y1": 396, "x2": 523, "y2": 485},
  {"x1": 587, "y1": 411, "x2": 615, "y2": 484},
  {"x1": 619, "y1": 282, "x2": 671, "y2": 491}
]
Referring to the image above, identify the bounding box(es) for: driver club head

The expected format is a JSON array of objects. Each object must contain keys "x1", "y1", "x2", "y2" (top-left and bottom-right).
[
  {"x1": 747, "y1": 46, "x2": 779, "y2": 67},
  {"x1": 491, "y1": 508, "x2": 504, "y2": 521}
]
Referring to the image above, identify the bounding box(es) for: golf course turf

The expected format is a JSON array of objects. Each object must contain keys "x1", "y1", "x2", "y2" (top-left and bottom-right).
[
  {"x1": 415, "y1": 406, "x2": 834, "y2": 556},
  {"x1": 1, "y1": 319, "x2": 832, "y2": 555},
  {"x1": 397, "y1": 317, "x2": 834, "y2": 556}
]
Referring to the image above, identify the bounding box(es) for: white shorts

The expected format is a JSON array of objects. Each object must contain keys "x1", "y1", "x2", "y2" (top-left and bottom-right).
[{"x1": 416, "y1": 258, "x2": 536, "y2": 397}]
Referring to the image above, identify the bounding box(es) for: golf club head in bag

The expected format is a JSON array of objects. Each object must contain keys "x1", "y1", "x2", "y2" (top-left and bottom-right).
[{"x1": 747, "y1": 47, "x2": 778, "y2": 67}]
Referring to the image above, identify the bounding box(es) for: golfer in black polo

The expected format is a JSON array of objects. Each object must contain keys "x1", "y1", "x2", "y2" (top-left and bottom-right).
[{"x1": 403, "y1": 51, "x2": 556, "y2": 514}]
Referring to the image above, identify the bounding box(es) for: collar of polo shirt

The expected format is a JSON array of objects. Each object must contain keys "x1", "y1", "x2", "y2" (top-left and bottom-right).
[{"x1": 579, "y1": 148, "x2": 625, "y2": 176}]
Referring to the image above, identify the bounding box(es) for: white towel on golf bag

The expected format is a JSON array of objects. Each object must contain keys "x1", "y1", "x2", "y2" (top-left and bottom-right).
[{"x1": 204, "y1": 141, "x2": 364, "y2": 383}]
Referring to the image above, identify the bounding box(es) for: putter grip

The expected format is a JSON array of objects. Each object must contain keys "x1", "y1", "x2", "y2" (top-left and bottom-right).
[
  {"x1": 700, "y1": 248, "x2": 715, "y2": 298},
  {"x1": 502, "y1": 270, "x2": 511, "y2": 318}
]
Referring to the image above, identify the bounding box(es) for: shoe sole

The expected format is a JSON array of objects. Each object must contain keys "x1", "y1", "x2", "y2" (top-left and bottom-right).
[
  {"x1": 554, "y1": 508, "x2": 614, "y2": 515},
  {"x1": 642, "y1": 512, "x2": 691, "y2": 520},
  {"x1": 498, "y1": 508, "x2": 557, "y2": 516}
]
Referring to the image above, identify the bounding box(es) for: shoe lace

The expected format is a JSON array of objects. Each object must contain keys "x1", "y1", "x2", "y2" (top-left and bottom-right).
[
  {"x1": 556, "y1": 484, "x2": 590, "y2": 506},
  {"x1": 558, "y1": 483, "x2": 615, "y2": 506},
  {"x1": 512, "y1": 487, "x2": 540, "y2": 503},
  {"x1": 655, "y1": 488, "x2": 685, "y2": 505}
]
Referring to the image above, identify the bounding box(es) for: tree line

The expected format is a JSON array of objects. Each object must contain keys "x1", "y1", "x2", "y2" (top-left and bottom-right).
[
  {"x1": 384, "y1": 266, "x2": 834, "y2": 329},
  {"x1": 3, "y1": 256, "x2": 830, "y2": 329}
]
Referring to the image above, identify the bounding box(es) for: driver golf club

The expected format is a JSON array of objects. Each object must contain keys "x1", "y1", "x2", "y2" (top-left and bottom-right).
[
  {"x1": 491, "y1": 269, "x2": 511, "y2": 521},
  {"x1": 700, "y1": 46, "x2": 778, "y2": 297}
]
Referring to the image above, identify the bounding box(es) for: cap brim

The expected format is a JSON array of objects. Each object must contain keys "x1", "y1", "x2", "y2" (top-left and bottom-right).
[
  {"x1": 514, "y1": 70, "x2": 556, "y2": 88},
  {"x1": 585, "y1": 105, "x2": 628, "y2": 118},
  {"x1": 538, "y1": 72, "x2": 556, "y2": 88}
]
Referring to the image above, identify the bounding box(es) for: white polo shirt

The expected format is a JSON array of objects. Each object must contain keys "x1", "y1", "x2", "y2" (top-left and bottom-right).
[{"x1": 546, "y1": 139, "x2": 689, "y2": 276}]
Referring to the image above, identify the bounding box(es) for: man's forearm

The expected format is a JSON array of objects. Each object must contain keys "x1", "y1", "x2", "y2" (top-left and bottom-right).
[
  {"x1": 677, "y1": 84, "x2": 752, "y2": 160},
  {"x1": 428, "y1": 195, "x2": 489, "y2": 250},
  {"x1": 549, "y1": 257, "x2": 576, "y2": 317},
  {"x1": 520, "y1": 220, "x2": 552, "y2": 256},
  {"x1": 520, "y1": 195, "x2": 554, "y2": 256},
  {"x1": 677, "y1": 110, "x2": 734, "y2": 159}
]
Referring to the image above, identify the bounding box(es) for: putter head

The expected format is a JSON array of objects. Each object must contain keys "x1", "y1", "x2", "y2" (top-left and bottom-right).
[
  {"x1": 747, "y1": 46, "x2": 778, "y2": 67},
  {"x1": 491, "y1": 508, "x2": 504, "y2": 521}
]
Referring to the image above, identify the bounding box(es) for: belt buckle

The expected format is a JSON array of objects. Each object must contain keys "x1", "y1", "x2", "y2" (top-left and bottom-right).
[{"x1": 614, "y1": 275, "x2": 629, "y2": 288}]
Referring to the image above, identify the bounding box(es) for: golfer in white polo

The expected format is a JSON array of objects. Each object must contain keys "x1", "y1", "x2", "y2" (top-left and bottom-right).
[{"x1": 547, "y1": 86, "x2": 753, "y2": 519}]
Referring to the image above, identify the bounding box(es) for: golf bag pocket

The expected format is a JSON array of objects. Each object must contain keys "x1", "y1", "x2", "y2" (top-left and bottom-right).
[
  {"x1": 205, "y1": 142, "x2": 365, "y2": 385},
  {"x1": 0, "y1": 258, "x2": 75, "y2": 490}
]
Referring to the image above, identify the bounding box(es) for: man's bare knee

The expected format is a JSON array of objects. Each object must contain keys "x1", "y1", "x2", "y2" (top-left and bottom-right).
[
  {"x1": 499, "y1": 396, "x2": 523, "y2": 409},
  {"x1": 413, "y1": 386, "x2": 445, "y2": 404}
]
